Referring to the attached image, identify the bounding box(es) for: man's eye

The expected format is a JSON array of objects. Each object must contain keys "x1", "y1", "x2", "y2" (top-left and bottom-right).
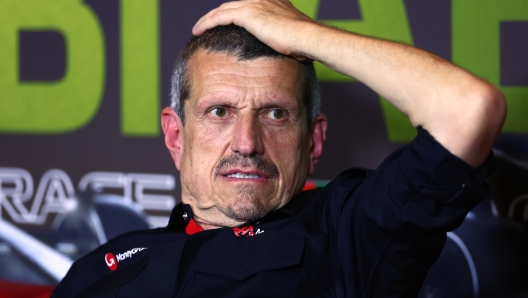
[
  {"x1": 268, "y1": 109, "x2": 286, "y2": 120},
  {"x1": 209, "y1": 107, "x2": 228, "y2": 118}
]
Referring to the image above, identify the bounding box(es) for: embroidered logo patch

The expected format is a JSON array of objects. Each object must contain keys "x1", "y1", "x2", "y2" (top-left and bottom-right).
[
  {"x1": 233, "y1": 226, "x2": 264, "y2": 237},
  {"x1": 104, "y1": 247, "x2": 148, "y2": 271},
  {"x1": 105, "y1": 253, "x2": 118, "y2": 271},
  {"x1": 116, "y1": 247, "x2": 147, "y2": 262}
]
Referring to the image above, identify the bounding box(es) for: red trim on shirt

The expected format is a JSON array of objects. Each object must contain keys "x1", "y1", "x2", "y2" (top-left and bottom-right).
[
  {"x1": 303, "y1": 182, "x2": 317, "y2": 191},
  {"x1": 0, "y1": 280, "x2": 53, "y2": 298},
  {"x1": 185, "y1": 218, "x2": 204, "y2": 235}
]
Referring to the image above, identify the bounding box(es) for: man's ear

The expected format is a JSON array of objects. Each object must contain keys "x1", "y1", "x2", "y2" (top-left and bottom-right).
[
  {"x1": 308, "y1": 114, "x2": 328, "y2": 175},
  {"x1": 161, "y1": 107, "x2": 184, "y2": 170}
]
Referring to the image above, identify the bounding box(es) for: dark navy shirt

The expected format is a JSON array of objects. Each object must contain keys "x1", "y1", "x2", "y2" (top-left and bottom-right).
[{"x1": 52, "y1": 128, "x2": 494, "y2": 297}]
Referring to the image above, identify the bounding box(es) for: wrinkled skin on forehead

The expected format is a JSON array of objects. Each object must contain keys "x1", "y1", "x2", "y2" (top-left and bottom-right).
[{"x1": 162, "y1": 50, "x2": 327, "y2": 229}]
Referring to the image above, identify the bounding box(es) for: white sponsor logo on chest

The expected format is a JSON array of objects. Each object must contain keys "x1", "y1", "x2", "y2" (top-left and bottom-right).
[{"x1": 115, "y1": 247, "x2": 148, "y2": 262}]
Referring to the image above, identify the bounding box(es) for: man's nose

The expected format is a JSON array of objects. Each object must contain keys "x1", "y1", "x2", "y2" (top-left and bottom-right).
[{"x1": 230, "y1": 115, "x2": 264, "y2": 156}]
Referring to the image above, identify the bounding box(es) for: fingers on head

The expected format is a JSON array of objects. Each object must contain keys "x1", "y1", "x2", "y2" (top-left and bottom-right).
[
  {"x1": 194, "y1": 9, "x2": 240, "y2": 35},
  {"x1": 193, "y1": 2, "x2": 249, "y2": 35}
]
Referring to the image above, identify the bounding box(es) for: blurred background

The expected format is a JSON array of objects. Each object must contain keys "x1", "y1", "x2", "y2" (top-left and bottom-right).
[{"x1": 1, "y1": 1, "x2": 528, "y2": 297}]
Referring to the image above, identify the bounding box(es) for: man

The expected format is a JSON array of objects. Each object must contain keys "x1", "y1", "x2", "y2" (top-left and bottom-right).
[{"x1": 53, "y1": 0, "x2": 506, "y2": 297}]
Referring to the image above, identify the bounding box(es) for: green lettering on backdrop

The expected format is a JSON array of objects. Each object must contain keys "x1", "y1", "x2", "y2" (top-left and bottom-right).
[
  {"x1": 453, "y1": 0, "x2": 528, "y2": 134},
  {"x1": 121, "y1": 0, "x2": 160, "y2": 136},
  {"x1": 292, "y1": 0, "x2": 416, "y2": 141},
  {"x1": 0, "y1": 0, "x2": 104, "y2": 133}
]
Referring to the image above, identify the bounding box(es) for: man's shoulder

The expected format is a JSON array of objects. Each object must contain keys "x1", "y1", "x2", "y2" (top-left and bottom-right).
[
  {"x1": 77, "y1": 227, "x2": 181, "y2": 273},
  {"x1": 277, "y1": 168, "x2": 371, "y2": 215},
  {"x1": 52, "y1": 227, "x2": 183, "y2": 297},
  {"x1": 321, "y1": 167, "x2": 375, "y2": 196},
  {"x1": 92, "y1": 227, "x2": 169, "y2": 252}
]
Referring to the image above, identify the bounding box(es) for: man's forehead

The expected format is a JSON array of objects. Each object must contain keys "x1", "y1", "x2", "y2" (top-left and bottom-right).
[
  {"x1": 186, "y1": 50, "x2": 304, "y2": 102},
  {"x1": 188, "y1": 50, "x2": 302, "y2": 76}
]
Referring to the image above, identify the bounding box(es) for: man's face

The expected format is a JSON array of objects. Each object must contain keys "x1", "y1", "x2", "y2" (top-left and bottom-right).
[{"x1": 163, "y1": 50, "x2": 326, "y2": 228}]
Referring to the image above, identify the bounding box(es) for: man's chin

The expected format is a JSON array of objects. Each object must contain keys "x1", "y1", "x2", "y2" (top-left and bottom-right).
[{"x1": 224, "y1": 196, "x2": 268, "y2": 222}]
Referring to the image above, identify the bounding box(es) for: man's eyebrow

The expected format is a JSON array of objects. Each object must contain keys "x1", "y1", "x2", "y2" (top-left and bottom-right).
[
  {"x1": 263, "y1": 98, "x2": 300, "y2": 112},
  {"x1": 195, "y1": 94, "x2": 235, "y2": 109}
]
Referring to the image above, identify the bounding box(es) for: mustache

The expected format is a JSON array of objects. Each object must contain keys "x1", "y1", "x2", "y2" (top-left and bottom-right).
[{"x1": 215, "y1": 154, "x2": 279, "y2": 178}]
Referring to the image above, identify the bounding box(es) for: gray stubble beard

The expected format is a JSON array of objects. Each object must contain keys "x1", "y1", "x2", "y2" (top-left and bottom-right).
[{"x1": 224, "y1": 184, "x2": 267, "y2": 222}]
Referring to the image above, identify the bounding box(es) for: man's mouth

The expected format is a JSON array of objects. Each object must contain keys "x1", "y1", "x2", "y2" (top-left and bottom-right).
[
  {"x1": 215, "y1": 154, "x2": 279, "y2": 179},
  {"x1": 223, "y1": 169, "x2": 268, "y2": 180},
  {"x1": 226, "y1": 172, "x2": 262, "y2": 179}
]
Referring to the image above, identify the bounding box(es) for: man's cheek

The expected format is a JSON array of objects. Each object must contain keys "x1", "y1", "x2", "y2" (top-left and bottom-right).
[{"x1": 201, "y1": 123, "x2": 232, "y2": 140}]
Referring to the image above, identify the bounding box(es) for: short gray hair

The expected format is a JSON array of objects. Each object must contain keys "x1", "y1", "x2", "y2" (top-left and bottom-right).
[{"x1": 170, "y1": 25, "x2": 321, "y2": 125}]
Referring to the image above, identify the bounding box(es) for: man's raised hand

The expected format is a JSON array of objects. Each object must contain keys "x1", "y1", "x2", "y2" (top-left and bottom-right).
[{"x1": 192, "y1": 0, "x2": 316, "y2": 60}]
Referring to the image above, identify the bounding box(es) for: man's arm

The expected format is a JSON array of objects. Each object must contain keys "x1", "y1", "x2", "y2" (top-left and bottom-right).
[{"x1": 193, "y1": 0, "x2": 507, "y2": 167}]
